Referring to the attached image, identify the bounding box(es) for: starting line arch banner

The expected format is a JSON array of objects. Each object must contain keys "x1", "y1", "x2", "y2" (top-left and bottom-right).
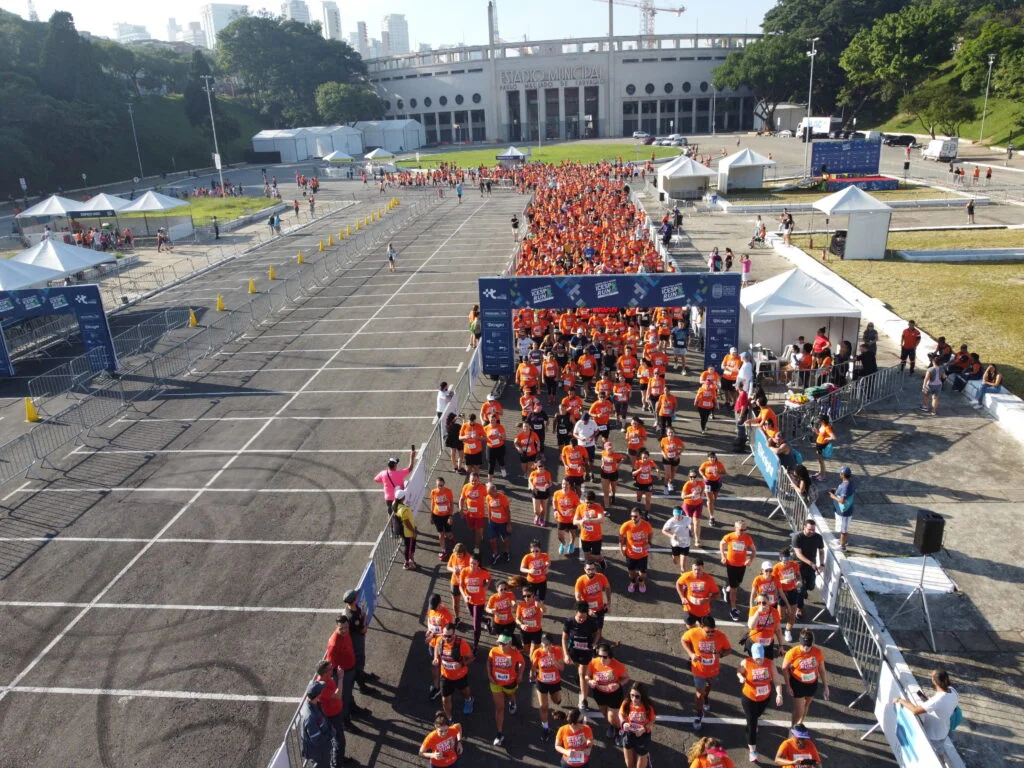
[{"x1": 479, "y1": 273, "x2": 741, "y2": 377}]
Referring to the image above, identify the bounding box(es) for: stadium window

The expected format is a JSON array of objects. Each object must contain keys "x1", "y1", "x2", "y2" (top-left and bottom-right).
[
  {"x1": 626, "y1": 84, "x2": 636, "y2": 95},
  {"x1": 664, "y1": 83, "x2": 674, "y2": 94},
  {"x1": 410, "y1": 98, "x2": 417, "y2": 108},
  {"x1": 440, "y1": 95, "x2": 448, "y2": 106},
  {"x1": 424, "y1": 97, "x2": 432, "y2": 107},
  {"x1": 644, "y1": 83, "x2": 655, "y2": 94},
  {"x1": 700, "y1": 81, "x2": 709, "y2": 92},
  {"x1": 455, "y1": 94, "x2": 464, "y2": 105},
  {"x1": 472, "y1": 93, "x2": 482, "y2": 103}
]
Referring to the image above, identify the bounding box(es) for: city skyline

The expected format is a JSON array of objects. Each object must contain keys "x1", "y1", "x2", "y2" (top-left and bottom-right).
[{"x1": 0, "y1": 0, "x2": 774, "y2": 50}]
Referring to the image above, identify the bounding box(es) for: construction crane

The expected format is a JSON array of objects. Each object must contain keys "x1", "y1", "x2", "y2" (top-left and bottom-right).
[{"x1": 596, "y1": 0, "x2": 685, "y2": 38}]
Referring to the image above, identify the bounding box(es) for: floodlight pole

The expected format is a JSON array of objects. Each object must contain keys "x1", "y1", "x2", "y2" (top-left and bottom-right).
[
  {"x1": 979, "y1": 54, "x2": 996, "y2": 144},
  {"x1": 201, "y1": 75, "x2": 225, "y2": 196},
  {"x1": 127, "y1": 102, "x2": 145, "y2": 180},
  {"x1": 803, "y1": 37, "x2": 820, "y2": 179}
]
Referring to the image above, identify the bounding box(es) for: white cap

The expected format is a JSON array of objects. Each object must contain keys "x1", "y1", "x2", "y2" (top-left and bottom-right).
[
  {"x1": 761, "y1": 560, "x2": 773, "y2": 571},
  {"x1": 394, "y1": 488, "x2": 406, "y2": 500},
  {"x1": 487, "y1": 393, "x2": 496, "y2": 401}
]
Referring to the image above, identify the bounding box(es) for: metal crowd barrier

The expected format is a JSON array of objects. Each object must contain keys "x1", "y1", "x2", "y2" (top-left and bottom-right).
[
  {"x1": 0, "y1": 195, "x2": 442, "y2": 489},
  {"x1": 3, "y1": 314, "x2": 79, "y2": 359}
]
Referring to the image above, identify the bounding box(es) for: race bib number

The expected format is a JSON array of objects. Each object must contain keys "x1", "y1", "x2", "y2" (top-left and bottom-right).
[
  {"x1": 799, "y1": 671, "x2": 817, "y2": 683},
  {"x1": 532, "y1": 565, "x2": 543, "y2": 575},
  {"x1": 758, "y1": 636, "x2": 772, "y2": 645},
  {"x1": 495, "y1": 670, "x2": 511, "y2": 683},
  {"x1": 631, "y1": 544, "x2": 644, "y2": 554},
  {"x1": 587, "y1": 599, "x2": 600, "y2": 610},
  {"x1": 466, "y1": 583, "x2": 479, "y2": 594},
  {"x1": 573, "y1": 640, "x2": 589, "y2": 650},
  {"x1": 700, "y1": 656, "x2": 716, "y2": 666},
  {"x1": 568, "y1": 749, "x2": 587, "y2": 765},
  {"x1": 690, "y1": 596, "x2": 705, "y2": 605},
  {"x1": 442, "y1": 660, "x2": 460, "y2": 671},
  {"x1": 755, "y1": 684, "x2": 771, "y2": 698},
  {"x1": 540, "y1": 671, "x2": 556, "y2": 683},
  {"x1": 732, "y1": 542, "x2": 746, "y2": 552}
]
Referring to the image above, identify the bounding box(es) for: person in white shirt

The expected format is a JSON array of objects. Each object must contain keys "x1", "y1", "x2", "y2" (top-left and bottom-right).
[
  {"x1": 661, "y1": 506, "x2": 693, "y2": 573},
  {"x1": 893, "y1": 668, "x2": 959, "y2": 758},
  {"x1": 436, "y1": 381, "x2": 456, "y2": 421},
  {"x1": 572, "y1": 413, "x2": 599, "y2": 481},
  {"x1": 737, "y1": 351, "x2": 755, "y2": 395}
]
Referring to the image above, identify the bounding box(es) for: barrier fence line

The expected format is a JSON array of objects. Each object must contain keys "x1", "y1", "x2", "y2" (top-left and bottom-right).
[{"x1": 0, "y1": 195, "x2": 443, "y2": 490}]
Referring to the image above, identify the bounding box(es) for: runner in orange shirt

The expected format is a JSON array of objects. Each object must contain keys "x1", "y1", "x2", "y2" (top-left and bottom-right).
[
  {"x1": 720, "y1": 348, "x2": 742, "y2": 407},
  {"x1": 542, "y1": 350, "x2": 561, "y2": 404},
  {"x1": 573, "y1": 490, "x2": 606, "y2": 569},
  {"x1": 625, "y1": 416, "x2": 648, "y2": 468},
  {"x1": 561, "y1": 391, "x2": 584, "y2": 422},
  {"x1": 530, "y1": 633, "x2": 565, "y2": 740},
  {"x1": 518, "y1": 538, "x2": 550, "y2": 608},
  {"x1": 612, "y1": 374, "x2": 632, "y2": 429},
  {"x1": 645, "y1": 372, "x2": 666, "y2": 418},
  {"x1": 459, "y1": 472, "x2": 487, "y2": 550},
  {"x1": 575, "y1": 560, "x2": 612, "y2": 638},
  {"x1": 554, "y1": 708, "x2": 594, "y2": 766},
  {"x1": 774, "y1": 724, "x2": 822, "y2": 767},
  {"x1": 561, "y1": 438, "x2": 588, "y2": 492},
  {"x1": 676, "y1": 558, "x2": 720, "y2": 627},
  {"x1": 813, "y1": 414, "x2": 834, "y2": 480},
  {"x1": 484, "y1": 415, "x2": 508, "y2": 483},
  {"x1": 720, "y1": 520, "x2": 757, "y2": 621},
  {"x1": 517, "y1": 358, "x2": 540, "y2": 392},
  {"x1": 655, "y1": 386, "x2": 678, "y2": 438},
  {"x1": 687, "y1": 738, "x2": 735, "y2": 768},
  {"x1": 429, "y1": 476, "x2": 456, "y2": 561},
  {"x1": 432, "y1": 623, "x2": 476, "y2": 721},
  {"x1": 750, "y1": 560, "x2": 791, "y2": 613},
  {"x1": 485, "y1": 482, "x2": 512, "y2": 565},
  {"x1": 488, "y1": 633, "x2": 525, "y2": 746},
  {"x1": 586, "y1": 642, "x2": 630, "y2": 740},
  {"x1": 618, "y1": 682, "x2": 657, "y2": 768},
  {"x1": 446, "y1": 543, "x2": 471, "y2": 625},
  {"x1": 736, "y1": 642, "x2": 784, "y2": 762},
  {"x1": 514, "y1": 583, "x2": 545, "y2": 657},
  {"x1": 619, "y1": 506, "x2": 654, "y2": 594},
  {"x1": 782, "y1": 630, "x2": 830, "y2": 727},
  {"x1": 528, "y1": 459, "x2": 552, "y2": 526},
  {"x1": 617, "y1": 346, "x2": 639, "y2": 385},
  {"x1": 419, "y1": 711, "x2": 464, "y2": 767},
  {"x1": 426, "y1": 593, "x2": 454, "y2": 699},
  {"x1": 486, "y1": 580, "x2": 517, "y2": 639},
  {"x1": 694, "y1": 380, "x2": 718, "y2": 435},
  {"x1": 681, "y1": 469, "x2": 708, "y2": 546},
  {"x1": 515, "y1": 421, "x2": 542, "y2": 476},
  {"x1": 589, "y1": 392, "x2": 614, "y2": 442},
  {"x1": 458, "y1": 551, "x2": 491, "y2": 652},
  {"x1": 631, "y1": 447, "x2": 661, "y2": 514},
  {"x1": 598, "y1": 440, "x2": 625, "y2": 508},
  {"x1": 773, "y1": 548, "x2": 802, "y2": 642},
  {"x1": 682, "y1": 615, "x2": 732, "y2": 730},
  {"x1": 660, "y1": 426, "x2": 685, "y2": 494},
  {"x1": 459, "y1": 414, "x2": 485, "y2": 473},
  {"x1": 554, "y1": 478, "x2": 581, "y2": 556},
  {"x1": 480, "y1": 393, "x2": 503, "y2": 424},
  {"x1": 698, "y1": 451, "x2": 727, "y2": 526},
  {"x1": 747, "y1": 595, "x2": 784, "y2": 661}
]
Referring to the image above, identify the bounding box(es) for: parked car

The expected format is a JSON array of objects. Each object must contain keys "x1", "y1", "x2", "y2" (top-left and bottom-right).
[
  {"x1": 632, "y1": 131, "x2": 650, "y2": 139},
  {"x1": 643, "y1": 136, "x2": 656, "y2": 145},
  {"x1": 671, "y1": 138, "x2": 688, "y2": 146},
  {"x1": 884, "y1": 134, "x2": 918, "y2": 147}
]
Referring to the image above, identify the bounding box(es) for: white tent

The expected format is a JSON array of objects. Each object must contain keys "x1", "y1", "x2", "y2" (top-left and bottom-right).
[
  {"x1": 121, "y1": 191, "x2": 188, "y2": 213},
  {"x1": 739, "y1": 269, "x2": 862, "y2": 353},
  {"x1": 657, "y1": 156, "x2": 715, "y2": 200},
  {"x1": 12, "y1": 239, "x2": 114, "y2": 273},
  {"x1": 121, "y1": 191, "x2": 193, "y2": 240},
  {"x1": 76, "y1": 193, "x2": 132, "y2": 213},
  {"x1": 354, "y1": 119, "x2": 426, "y2": 153},
  {"x1": 812, "y1": 186, "x2": 892, "y2": 261},
  {"x1": 253, "y1": 125, "x2": 364, "y2": 162},
  {"x1": 717, "y1": 149, "x2": 775, "y2": 194},
  {"x1": 0, "y1": 259, "x2": 63, "y2": 291},
  {"x1": 364, "y1": 147, "x2": 396, "y2": 160},
  {"x1": 16, "y1": 195, "x2": 84, "y2": 218},
  {"x1": 322, "y1": 150, "x2": 354, "y2": 162},
  {"x1": 496, "y1": 146, "x2": 527, "y2": 169}
]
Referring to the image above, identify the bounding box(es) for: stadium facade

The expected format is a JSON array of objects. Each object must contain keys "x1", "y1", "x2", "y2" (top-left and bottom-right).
[{"x1": 364, "y1": 3, "x2": 760, "y2": 146}]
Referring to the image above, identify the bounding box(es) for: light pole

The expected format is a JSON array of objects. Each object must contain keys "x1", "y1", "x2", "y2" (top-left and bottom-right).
[
  {"x1": 980, "y1": 53, "x2": 996, "y2": 144},
  {"x1": 127, "y1": 102, "x2": 145, "y2": 180},
  {"x1": 711, "y1": 89, "x2": 717, "y2": 136},
  {"x1": 200, "y1": 75, "x2": 225, "y2": 195},
  {"x1": 803, "y1": 37, "x2": 821, "y2": 178}
]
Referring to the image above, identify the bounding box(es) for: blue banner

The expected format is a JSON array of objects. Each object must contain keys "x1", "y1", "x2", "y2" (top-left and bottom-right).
[
  {"x1": 811, "y1": 139, "x2": 882, "y2": 176},
  {"x1": 0, "y1": 327, "x2": 13, "y2": 377},
  {"x1": 356, "y1": 559, "x2": 377, "y2": 625},
  {"x1": 751, "y1": 427, "x2": 780, "y2": 493},
  {"x1": 0, "y1": 285, "x2": 117, "y2": 375},
  {"x1": 479, "y1": 274, "x2": 741, "y2": 377}
]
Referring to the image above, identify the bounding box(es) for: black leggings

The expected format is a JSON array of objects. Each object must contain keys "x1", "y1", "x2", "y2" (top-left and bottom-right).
[
  {"x1": 469, "y1": 603, "x2": 486, "y2": 649},
  {"x1": 487, "y1": 445, "x2": 506, "y2": 475},
  {"x1": 742, "y1": 695, "x2": 769, "y2": 747},
  {"x1": 698, "y1": 407, "x2": 713, "y2": 430},
  {"x1": 403, "y1": 535, "x2": 416, "y2": 561}
]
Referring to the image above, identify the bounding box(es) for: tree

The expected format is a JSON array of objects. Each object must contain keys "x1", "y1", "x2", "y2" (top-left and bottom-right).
[
  {"x1": 954, "y1": 16, "x2": 1024, "y2": 93},
  {"x1": 183, "y1": 50, "x2": 213, "y2": 129},
  {"x1": 713, "y1": 34, "x2": 807, "y2": 131},
  {"x1": 38, "y1": 11, "x2": 85, "y2": 100},
  {"x1": 899, "y1": 81, "x2": 977, "y2": 138},
  {"x1": 315, "y1": 82, "x2": 385, "y2": 124}
]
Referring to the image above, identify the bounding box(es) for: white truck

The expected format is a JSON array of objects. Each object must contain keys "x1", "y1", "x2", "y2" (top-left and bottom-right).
[
  {"x1": 796, "y1": 116, "x2": 843, "y2": 139},
  {"x1": 921, "y1": 137, "x2": 959, "y2": 162}
]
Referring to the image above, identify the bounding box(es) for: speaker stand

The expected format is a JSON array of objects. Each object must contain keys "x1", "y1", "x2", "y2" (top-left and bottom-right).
[{"x1": 890, "y1": 556, "x2": 937, "y2": 652}]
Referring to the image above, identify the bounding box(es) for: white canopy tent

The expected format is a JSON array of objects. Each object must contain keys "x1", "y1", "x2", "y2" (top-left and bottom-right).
[
  {"x1": 121, "y1": 191, "x2": 193, "y2": 240},
  {"x1": 0, "y1": 259, "x2": 63, "y2": 291},
  {"x1": 354, "y1": 120, "x2": 426, "y2": 153},
  {"x1": 739, "y1": 269, "x2": 862, "y2": 354},
  {"x1": 716, "y1": 149, "x2": 775, "y2": 194},
  {"x1": 812, "y1": 186, "x2": 892, "y2": 261},
  {"x1": 364, "y1": 147, "x2": 396, "y2": 160},
  {"x1": 76, "y1": 193, "x2": 132, "y2": 213},
  {"x1": 17, "y1": 195, "x2": 83, "y2": 218},
  {"x1": 12, "y1": 239, "x2": 114, "y2": 274},
  {"x1": 322, "y1": 150, "x2": 354, "y2": 163},
  {"x1": 657, "y1": 156, "x2": 716, "y2": 200},
  {"x1": 496, "y1": 146, "x2": 527, "y2": 168},
  {"x1": 15, "y1": 195, "x2": 87, "y2": 246}
]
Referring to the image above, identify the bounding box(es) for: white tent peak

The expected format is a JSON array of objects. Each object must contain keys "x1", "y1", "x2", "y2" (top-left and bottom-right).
[
  {"x1": 16, "y1": 195, "x2": 84, "y2": 218},
  {"x1": 660, "y1": 156, "x2": 716, "y2": 178},
  {"x1": 813, "y1": 185, "x2": 891, "y2": 215},
  {"x1": 12, "y1": 239, "x2": 114, "y2": 272},
  {"x1": 322, "y1": 150, "x2": 354, "y2": 162},
  {"x1": 496, "y1": 146, "x2": 527, "y2": 158},
  {"x1": 719, "y1": 148, "x2": 775, "y2": 169},
  {"x1": 121, "y1": 191, "x2": 189, "y2": 213},
  {"x1": 0, "y1": 259, "x2": 64, "y2": 291},
  {"x1": 742, "y1": 269, "x2": 861, "y2": 320},
  {"x1": 77, "y1": 193, "x2": 132, "y2": 212},
  {"x1": 364, "y1": 147, "x2": 396, "y2": 160}
]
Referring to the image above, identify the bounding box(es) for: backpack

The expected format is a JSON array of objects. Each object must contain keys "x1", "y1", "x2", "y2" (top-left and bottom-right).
[
  {"x1": 949, "y1": 705, "x2": 964, "y2": 732},
  {"x1": 821, "y1": 442, "x2": 836, "y2": 459}
]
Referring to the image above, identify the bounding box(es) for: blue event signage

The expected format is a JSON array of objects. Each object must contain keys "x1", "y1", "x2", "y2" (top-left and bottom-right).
[
  {"x1": 356, "y1": 559, "x2": 378, "y2": 625},
  {"x1": 0, "y1": 285, "x2": 118, "y2": 376},
  {"x1": 479, "y1": 274, "x2": 741, "y2": 378},
  {"x1": 751, "y1": 427, "x2": 780, "y2": 493},
  {"x1": 811, "y1": 139, "x2": 882, "y2": 177}
]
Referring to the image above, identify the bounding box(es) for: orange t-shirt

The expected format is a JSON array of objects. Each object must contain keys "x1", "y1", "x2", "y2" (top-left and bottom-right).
[
  {"x1": 562, "y1": 445, "x2": 587, "y2": 477},
  {"x1": 656, "y1": 393, "x2": 677, "y2": 416},
  {"x1": 486, "y1": 491, "x2": 511, "y2": 524},
  {"x1": 677, "y1": 572, "x2": 719, "y2": 616},
  {"x1": 619, "y1": 701, "x2": 656, "y2": 735},
  {"x1": 773, "y1": 560, "x2": 800, "y2": 592},
  {"x1": 694, "y1": 386, "x2": 717, "y2": 410},
  {"x1": 488, "y1": 645, "x2": 524, "y2": 686},
  {"x1": 633, "y1": 458, "x2": 657, "y2": 484},
  {"x1": 459, "y1": 422, "x2": 485, "y2": 455},
  {"x1": 529, "y1": 468, "x2": 552, "y2": 493},
  {"x1": 700, "y1": 459, "x2": 725, "y2": 482},
  {"x1": 521, "y1": 552, "x2": 550, "y2": 583},
  {"x1": 619, "y1": 518, "x2": 653, "y2": 558},
  {"x1": 459, "y1": 566, "x2": 490, "y2": 606},
  {"x1": 683, "y1": 626, "x2": 731, "y2": 678},
  {"x1": 617, "y1": 354, "x2": 639, "y2": 378},
  {"x1": 600, "y1": 449, "x2": 624, "y2": 474},
  {"x1": 447, "y1": 551, "x2": 470, "y2": 586},
  {"x1": 589, "y1": 399, "x2": 614, "y2": 426},
  {"x1": 437, "y1": 638, "x2": 472, "y2": 680},
  {"x1": 575, "y1": 572, "x2": 610, "y2": 611},
  {"x1": 722, "y1": 531, "x2": 756, "y2": 567},
  {"x1": 574, "y1": 503, "x2": 604, "y2": 541},
  {"x1": 553, "y1": 488, "x2": 581, "y2": 524},
  {"x1": 485, "y1": 423, "x2": 506, "y2": 448},
  {"x1": 531, "y1": 645, "x2": 564, "y2": 684},
  {"x1": 816, "y1": 424, "x2": 834, "y2": 446},
  {"x1": 586, "y1": 656, "x2": 628, "y2": 692},
  {"x1": 901, "y1": 327, "x2": 921, "y2": 349},
  {"x1": 742, "y1": 658, "x2": 775, "y2": 702},
  {"x1": 784, "y1": 645, "x2": 826, "y2": 684},
  {"x1": 430, "y1": 487, "x2": 455, "y2": 517},
  {"x1": 682, "y1": 479, "x2": 706, "y2": 506},
  {"x1": 421, "y1": 724, "x2": 462, "y2": 767},
  {"x1": 776, "y1": 737, "x2": 821, "y2": 765},
  {"x1": 626, "y1": 425, "x2": 647, "y2": 451},
  {"x1": 487, "y1": 591, "x2": 516, "y2": 625},
  {"x1": 480, "y1": 401, "x2": 502, "y2": 423},
  {"x1": 555, "y1": 723, "x2": 593, "y2": 766},
  {"x1": 426, "y1": 605, "x2": 454, "y2": 644},
  {"x1": 516, "y1": 600, "x2": 544, "y2": 632},
  {"x1": 613, "y1": 382, "x2": 632, "y2": 403},
  {"x1": 660, "y1": 436, "x2": 684, "y2": 460},
  {"x1": 748, "y1": 605, "x2": 782, "y2": 645}
]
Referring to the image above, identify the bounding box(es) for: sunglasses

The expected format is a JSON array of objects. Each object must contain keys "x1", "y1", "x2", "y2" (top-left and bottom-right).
[{"x1": 629, "y1": 693, "x2": 642, "y2": 699}]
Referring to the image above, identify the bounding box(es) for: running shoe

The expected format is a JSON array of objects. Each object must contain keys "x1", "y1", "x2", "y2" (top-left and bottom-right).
[
  {"x1": 578, "y1": 693, "x2": 587, "y2": 710},
  {"x1": 639, "y1": 582, "x2": 647, "y2": 594},
  {"x1": 749, "y1": 749, "x2": 759, "y2": 763},
  {"x1": 578, "y1": 549, "x2": 585, "y2": 562},
  {"x1": 693, "y1": 715, "x2": 703, "y2": 731},
  {"x1": 708, "y1": 518, "x2": 718, "y2": 528},
  {"x1": 430, "y1": 687, "x2": 442, "y2": 701},
  {"x1": 598, "y1": 559, "x2": 607, "y2": 572},
  {"x1": 501, "y1": 468, "x2": 508, "y2": 478},
  {"x1": 627, "y1": 582, "x2": 636, "y2": 593},
  {"x1": 439, "y1": 551, "x2": 446, "y2": 561},
  {"x1": 784, "y1": 629, "x2": 793, "y2": 643},
  {"x1": 493, "y1": 733, "x2": 504, "y2": 746},
  {"x1": 508, "y1": 700, "x2": 517, "y2": 714},
  {"x1": 558, "y1": 543, "x2": 566, "y2": 555},
  {"x1": 730, "y1": 608, "x2": 741, "y2": 621},
  {"x1": 501, "y1": 552, "x2": 510, "y2": 564},
  {"x1": 704, "y1": 699, "x2": 711, "y2": 712},
  {"x1": 463, "y1": 697, "x2": 474, "y2": 714},
  {"x1": 490, "y1": 553, "x2": 499, "y2": 565}
]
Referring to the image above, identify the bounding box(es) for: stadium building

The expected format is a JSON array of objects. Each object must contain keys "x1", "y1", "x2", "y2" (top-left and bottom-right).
[{"x1": 365, "y1": 2, "x2": 760, "y2": 146}]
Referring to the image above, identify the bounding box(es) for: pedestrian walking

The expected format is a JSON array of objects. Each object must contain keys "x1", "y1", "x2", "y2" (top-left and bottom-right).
[
  {"x1": 921, "y1": 353, "x2": 943, "y2": 415},
  {"x1": 985, "y1": 167, "x2": 992, "y2": 185},
  {"x1": 892, "y1": 667, "x2": 960, "y2": 759},
  {"x1": 433, "y1": 624, "x2": 476, "y2": 720},
  {"x1": 212, "y1": 216, "x2": 219, "y2": 240},
  {"x1": 790, "y1": 520, "x2": 825, "y2": 615},
  {"x1": 419, "y1": 711, "x2": 464, "y2": 766},
  {"x1": 387, "y1": 242, "x2": 398, "y2": 272},
  {"x1": 300, "y1": 680, "x2": 334, "y2": 767},
  {"x1": 488, "y1": 633, "x2": 525, "y2": 746},
  {"x1": 782, "y1": 630, "x2": 830, "y2": 727},
  {"x1": 682, "y1": 614, "x2": 732, "y2": 731},
  {"x1": 687, "y1": 737, "x2": 734, "y2": 768},
  {"x1": 456, "y1": 183, "x2": 463, "y2": 203},
  {"x1": 554, "y1": 707, "x2": 593, "y2": 766},
  {"x1": 719, "y1": 520, "x2": 756, "y2": 621},
  {"x1": 393, "y1": 488, "x2": 418, "y2": 569},
  {"x1": 618, "y1": 681, "x2": 656, "y2": 767},
  {"x1": 373, "y1": 449, "x2": 417, "y2": 515},
  {"x1": 737, "y1": 642, "x2": 784, "y2": 763},
  {"x1": 966, "y1": 198, "x2": 975, "y2": 224},
  {"x1": 774, "y1": 725, "x2": 821, "y2": 767},
  {"x1": 828, "y1": 467, "x2": 856, "y2": 551},
  {"x1": 324, "y1": 615, "x2": 372, "y2": 731}
]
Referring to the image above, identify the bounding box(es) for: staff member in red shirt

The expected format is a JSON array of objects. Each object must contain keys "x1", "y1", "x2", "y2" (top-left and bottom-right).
[
  {"x1": 325, "y1": 615, "x2": 371, "y2": 730},
  {"x1": 899, "y1": 320, "x2": 921, "y2": 375},
  {"x1": 314, "y1": 659, "x2": 353, "y2": 764}
]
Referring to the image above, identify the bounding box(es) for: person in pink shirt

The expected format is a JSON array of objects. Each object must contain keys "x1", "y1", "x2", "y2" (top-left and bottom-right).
[{"x1": 374, "y1": 448, "x2": 418, "y2": 515}]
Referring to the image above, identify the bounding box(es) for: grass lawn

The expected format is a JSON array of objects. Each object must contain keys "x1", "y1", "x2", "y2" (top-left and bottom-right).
[
  {"x1": 118, "y1": 197, "x2": 278, "y2": 227},
  {"x1": 395, "y1": 142, "x2": 683, "y2": 168},
  {"x1": 792, "y1": 244, "x2": 1024, "y2": 393},
  {"x1": 791, "y1": 230, "x2": 1024, "y2": 253},
  {"x1": 726, "y1": 184, "x2": 959, "y2": 203}
]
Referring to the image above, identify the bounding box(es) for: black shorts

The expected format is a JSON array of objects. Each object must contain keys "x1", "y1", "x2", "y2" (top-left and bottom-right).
[
  {"x1": 451, "y1": 583, "x2": 460, "y2": 596},
  {"x1": 521, "y1": 629, "x2": 543, "y2": 647},
  {"x1": 569, "y1": 650, "x2": 593, "y2": 666},
  {"x1": 790, "y1": 677, "x2": 818, "y2": 699},
  {"x1": 671, "y1": 545, "x2": 691, "y2": 557},
  {"x1": 591, "y1": 609, "x2": 606, "y2": 629},
  {"x1": 465, "y1": 452, "x2": 483, "y2": 467},
  {"x1": 558, "y1": 521, "x2": 577, "y2": 532},
  {"x1": 445, "y1": 436, "x2": 463, "y2": 450},
  {"x1": 636, "y1": 482, "x2": 653, "y2": 494},
  {"x1": 626, "y1": 555, "x2": 649, "y2": 574},
  {"x1": 815, "y1": 443, "x2": 826, "y2": 455},
  {"x1": 726, "y1": 564, "x2": 748, "y2": 589},
  {"x1": 685, "y1": 611, "x2": 702, "y2": 626},
  {"x1": 663, "y1": 457, "x2": 679, "y2": 468},
  {"x1": 441, "y1": 675, "x2": 470, "y2": 697},
  {"x1": 900, "y1": 346, "x2": 916, "y2": 362},
  {"x1": 532, "y1": 489, "x2": 551, "y2": 500},
  {"x1": 432, "y1": 514, "x2": 453, "y2": 533},
  {"x1": 706, "y1": 479, "x2": 722, "y2": 494},
  {"x1": 537, "y1": 681, "x2": 562, "y2": 695},
  {"x1": 722, "y1": 378, "x2": 736, "y2": 392},
  {"x1": 520, "y1": 451, "x2": 538, "y2": 465},
  {"x1": 600, "y1": 471, "x2": 619, "y2": 481},
  {"x1": 592, "y1": 687, "x2": 624, "y2": 709},
  {"x1": 529, "y1": 580, "x2": 548, "y2": 602},
  {"x1": 621, "y1": 731, "x2": 651, "y2": 755},
  {"x1": 582, "y1": 539, "x2": 602, "y2": 555},
  {"x1": 492, "y1": 621, "x2": 515, "y2": 638},
  {"x1": 557, "y1": 433, "x2": 571, "y2": 447},
  {"x1": 782, "y1": 589, "x2": 798, "y2": 607}
]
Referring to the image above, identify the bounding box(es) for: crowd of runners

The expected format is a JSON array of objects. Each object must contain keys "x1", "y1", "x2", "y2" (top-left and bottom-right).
[{"x1": 411, "y1": 163, "x2": 837, "y2": 768}]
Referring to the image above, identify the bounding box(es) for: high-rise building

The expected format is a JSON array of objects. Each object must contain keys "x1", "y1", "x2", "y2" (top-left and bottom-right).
[
  {"x1": 183, "y1": 21, "x2": 205, "y2": 47},
  {"x1": 200, "y1": 4, "x2": 248, "y2": 49},
  {"x1": 280, "y1": 0, "x2": 311, "y2": 24},
  {"x1": 167, "y1": 18, "x2": 181, "y2": 42},
  {"x1": 114, "y1": 22, "x2": 150, "y2": 44},
  {"x1": 381, "y1": 30, "x2": 390, "y2": 57},
  {"x1": 320, "y1": 1, "x2": 342, "y2": 41},
  {"x1": 356, "y1": 21, "x2": 369, "y2": 58},
  {"x1": 381, "y1": 13, "x2": 409, "y2": 55},
  {"x1": 369, "y1": 38, "x2": 383, "y2": 60}
]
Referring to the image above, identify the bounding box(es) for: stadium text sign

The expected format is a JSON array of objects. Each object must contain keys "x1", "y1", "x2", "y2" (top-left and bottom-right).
[{"x1": 499, "y1": 65, "x2": 604, "y2": 91}]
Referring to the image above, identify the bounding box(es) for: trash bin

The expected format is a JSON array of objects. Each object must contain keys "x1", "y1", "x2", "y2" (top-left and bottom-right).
[
  {"x1": 659, "y1": 192, "x2": 665, "y2": 202},
  {"x1": 829, "y1": 230, "x2": 847, "y2": 258}
]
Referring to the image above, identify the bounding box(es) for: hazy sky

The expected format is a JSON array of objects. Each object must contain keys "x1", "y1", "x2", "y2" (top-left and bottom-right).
[{"x1": 0, "y1": 0, "x2": 775, "y2": 47}]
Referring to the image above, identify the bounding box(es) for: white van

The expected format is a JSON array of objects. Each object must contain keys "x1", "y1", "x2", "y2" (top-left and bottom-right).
[
  {"x1": 922, "y1": 138, "x2": 959, "y2": 162},
  {"x1": 862, "y1": 130, "x2": 883, "y2": 142}
]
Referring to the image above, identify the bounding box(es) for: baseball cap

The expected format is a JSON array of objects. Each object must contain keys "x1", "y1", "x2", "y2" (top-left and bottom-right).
[
  {"x1": 790, "y1": 724, "x2": 811, "y2": 739},
  {"x1": 672, "y1": 506, "x2": 683, "y2": 516},
  {"x1": 761, "y1": 561, "x2": 773, "y2": 571},
  {"x1": 342, "y1": 589, "x2": 358, "y2": 603},
  {"x1": 751, "y1": 642, "x2": 765, "y2": 660},
  {"x1": 394, "y1": 488, "x2": 406, "y2": 499},
  {"x1": 487, "y1": 393, "x2": 497, "y2": 401},
  {"x1": 305, "y1": 680, "x2": 326, "y2": 699},
  {"x1": 839, "y1": 466, "x2": 852, "y2": 476},
  {"x1": 497, "y1": 634, "x2": 513, "y2": 643},
  {"x1": 387, "y1": 456, "x2": 399, "y2": 466}
]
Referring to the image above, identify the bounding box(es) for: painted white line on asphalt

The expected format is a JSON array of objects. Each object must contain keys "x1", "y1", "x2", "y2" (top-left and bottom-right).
[
  {"x1": 2, "y1": 480, "x2": 31, "y2": 503},
  {"x1": 601, "y1": 616, "x2": 838, "y2": 630},
  {"x1": 258, "y1": 315, "x2": 468, "y2": 324},
  {"x1": 116, "y1": 415, "x2": 432, "y2": 422},
  {"x1": 1, "y1": 686, "x2": 297, "y2": 704},
  {"x1": 241, "y1": 330, "x2": 462, "y2": 339},
  {"x1": 10, "y1": 487, "x2": 379, "y2": 494},
  {"x1": 456, "y1": 361, "x2": 464, "y2": 373},
  {"x1": 153, "y1": 388, "x2": 435, "y2": 398},
  {"x1": 0, "y1": 537, "x2": 377, "y2": 546},
  {"x1": 0, "y1": 600, "x2": 349, "y2": 614},
  {"x1": 196, "y1": 365, "x2": 456, "y2": 374},
  {"x1": 656, "y1": 715, "x2": 872, "y2": 732},
  {"x1": 214, "y1": 346, "x2": 465, "y2": 354},
  {"x1": 70, "y1": 447, "x2": 409, "y2": 455},
  {"x1": 283, "y1": 302, "x2": 470, "y2": 310}
]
